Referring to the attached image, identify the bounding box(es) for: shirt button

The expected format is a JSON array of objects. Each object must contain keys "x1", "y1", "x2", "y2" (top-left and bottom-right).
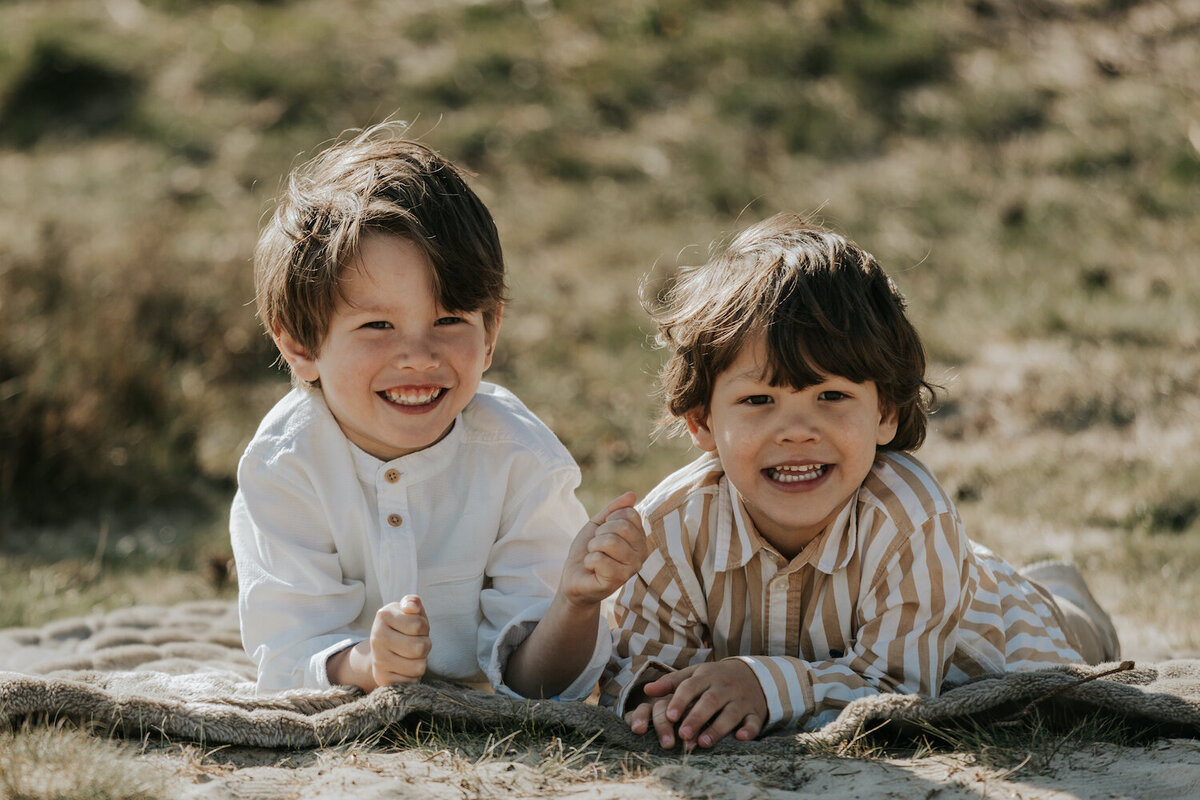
[
  {"x1": 384, "y1": 469, "x2": 400, "y2": 483},
  {"x1": 387, "y1": 514, "x2": 403, "y2": 527}
]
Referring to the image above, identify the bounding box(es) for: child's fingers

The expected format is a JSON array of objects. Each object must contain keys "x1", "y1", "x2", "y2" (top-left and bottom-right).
[
  {"x1": 675, "y1": 688, "x2": 724, "y2": 744},
  {"x1": 371, "y1": 658, "x2": 425, "y2": 686},
  {"x1": 582, "y1": 543, "x2": 643, "y2": 583},
  {"x1": 370, "y1": 621, "x2": 432, "y2": 660},
  {"x1": 670, "y1": 661, "x2": 766, "y2": 747},
  {"x1": 594, "y1": 504, "x2": 641, "y2": 527},
  {"x1": 367, "y1": 632, "x2": 429, "y2": 686},
  {"x1": 650, "y1": 696, "x2": 678, "y2": 749},
  {"x1": 587, "y1": 514, "x2": 647, "y2": 557},
  {"x1": 693, "y1": 704, "x2": 756, "y2": 749},
  {"x1": 581, "y1": 555, "x2": 623, "y2": 591},
  {"x1": 566, "y1": 494, "x2": 643, "y2": 600},
  {"x1": 734, "y1": 715, "x2": 764, "y2": 742},
  {"x1": 584, "y1": 533, "x2": 641, "y2": 566},
  {"x1": 377, "y1": 601, "x2": 430, "y2": 636},
  {"x1": 400, "y1": 594, "x2": 424, "y2": 615},
  {"x1": 624, "y1": 702, "x2": 653, "y2": 735},
  {"x1": 369, "y1": 600, "x2": 433, "y2": 685},
  {"x1": 386, "y1": 612, "x2": 431, "y2": 638},
  {"x1": 664, "y1": 671, "x2": 709, "y2": 723},
  {"x1": 590, "y1": 491, "x2": 637, "y2": 524},
  {"x1": 585, "y1": 516, "x2": 648, "y2": 578},
  {"x1": 643, "y1": 665, "x2": 697, "y2": 697}
]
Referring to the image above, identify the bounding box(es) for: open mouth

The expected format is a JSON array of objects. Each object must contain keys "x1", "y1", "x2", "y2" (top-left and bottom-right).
[
  {"x1": 380, "y1": 386, "x2": 446, "y2": 407},
  {"x1": 765, "y1": 464, "x2": 828, "y2": 483}
]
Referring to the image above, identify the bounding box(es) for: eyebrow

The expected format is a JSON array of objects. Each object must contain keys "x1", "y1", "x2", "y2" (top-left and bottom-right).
[
  {"x1": 345, "y1": 299, "x2": 390, "y2": 312},
  {"x1": 728, "y1": 366, "x2": 771, "y2": 384},
  {"x1": 337, "y1": 299, "x2": 393, "y2": 317}
]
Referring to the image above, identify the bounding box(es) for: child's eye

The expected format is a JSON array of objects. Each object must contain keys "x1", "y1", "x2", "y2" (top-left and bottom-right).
[
  {"x1": 435, "y1": 316, "x2": 464, "y2": 326},
  {"x1": 742, "y1": 395, "x2": 772, "y2": 406},
  {"x1": 363, "y1": 321, "x2": 392, "y2": 330},
  {"x1": 818, "y1": 390, "x2": 848, "y2": 402}
]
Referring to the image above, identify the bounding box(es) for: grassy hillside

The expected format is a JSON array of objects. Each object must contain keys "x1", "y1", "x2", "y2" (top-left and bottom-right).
[{"x1": 1, "y1": 0, "x2": 1198, "y2": 650}]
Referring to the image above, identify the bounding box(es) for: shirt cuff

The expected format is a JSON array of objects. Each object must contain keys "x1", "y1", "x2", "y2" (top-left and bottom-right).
[
  {"x1": 485, "y1": 599, "x2": 612, "y2": 702},
  {"x1": 732, "y1": 655, "x2": 814, "y2": 730},
  {"x1": 307, "y1": 636, "x2": 360, "y2": 690},
  {"x1": 608, "y1": 657, "x2": 675, "y2": 716}
]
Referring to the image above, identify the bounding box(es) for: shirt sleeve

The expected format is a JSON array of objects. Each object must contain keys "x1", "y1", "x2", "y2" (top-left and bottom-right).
[
  {"x1": 599, "y1": 532, "x2": 715, "y2": 715},
  {"x1": 476, "y1": 464, "x2": 605, "y2": 701},
  {"x1": 230, "y1": 453, "x2": 366, "y2": 692},
  {"x1": 737, "y1": 510, "x2": 973, "y2": 730}
]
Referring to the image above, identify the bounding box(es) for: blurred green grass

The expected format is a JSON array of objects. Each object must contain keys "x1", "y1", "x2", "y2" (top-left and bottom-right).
[{"x1": 1, "y1": 0, "x2": 1198, "y2": 635}]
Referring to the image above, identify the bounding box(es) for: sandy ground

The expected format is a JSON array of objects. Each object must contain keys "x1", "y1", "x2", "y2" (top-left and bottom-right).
[{"x1": 150, "y1": 736, "x2": 1200, "y2": 800}]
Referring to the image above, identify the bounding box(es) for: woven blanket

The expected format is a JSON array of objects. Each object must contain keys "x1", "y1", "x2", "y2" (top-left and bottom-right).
[{"x1": 1, "y1": 601, "x2": 1198, "y2": 752}]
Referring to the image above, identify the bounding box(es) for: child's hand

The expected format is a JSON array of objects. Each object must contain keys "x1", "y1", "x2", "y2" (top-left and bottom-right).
[
  {"x1": 641, "y1": 660, "x2": 767, "y2": 749},
  {"x1": 367, "y1": 594, "x2": 431, "y2": 687},
  {"x1": 624, "y1": 684, "x2": 682, "y2": 749},
  {"x1": 560, "y1": 491, "x2": 648, "y2": 607}
]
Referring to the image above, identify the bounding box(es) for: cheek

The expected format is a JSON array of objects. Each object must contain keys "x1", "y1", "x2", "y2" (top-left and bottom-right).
[
  {"x1": 715, "y1": 421, "x2": 758, "y2": 459},
  {"x1": 454, "y1": 337, "x2": 492, "y2": 368},
  {"x1": 350, "y1": 337, "x2": 394, "y2": 363},
  {"x1": 322, "y1": 347, "x2": 384, "y2": 386}
]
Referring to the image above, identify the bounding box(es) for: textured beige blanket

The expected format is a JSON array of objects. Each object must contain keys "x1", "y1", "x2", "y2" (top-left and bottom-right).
[{"x1": 1, "y1": 601, "x2": 1198, "y2": 751}]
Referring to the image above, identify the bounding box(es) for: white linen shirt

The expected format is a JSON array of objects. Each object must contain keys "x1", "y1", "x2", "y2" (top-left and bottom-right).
[{"x1": 230, "y1": 381, "x2": 606, "y2": 698}]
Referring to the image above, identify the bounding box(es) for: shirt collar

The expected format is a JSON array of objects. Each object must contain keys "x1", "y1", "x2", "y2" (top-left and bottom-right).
[
  {"x1": 349, "y1": 412, "x2": 465, "y2": 483},
  {"x1": 715, "y1": 476, "x2": 860, "y2": 574}
]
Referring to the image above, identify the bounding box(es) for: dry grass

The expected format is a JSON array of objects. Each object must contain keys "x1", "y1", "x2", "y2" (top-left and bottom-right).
[{"x1": 0, "y1": 723, "x2": 166, "y2": 800}]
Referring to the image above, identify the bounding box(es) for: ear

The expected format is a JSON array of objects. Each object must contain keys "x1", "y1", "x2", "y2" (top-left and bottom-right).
[
  {"x1": 876, "y1": 402, "x2": 900, "y2": 447},
  {"x1": 273, "y1": 326, "x2": 321, "y2": 384},
  {"x1": 684, "y1": 408, "x2": 717, "y2": 453},
  {"x1": 482, "y1": 304, "x2": 504, "y2": 371}
]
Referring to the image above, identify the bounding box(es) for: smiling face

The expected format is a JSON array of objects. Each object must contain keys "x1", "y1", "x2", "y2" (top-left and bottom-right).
[
  {"x1": 274, "y1": 233, "x2": 499, "y2": 461},
  {"x1": 686, "y1": 337, "x2": 898, "y2": 559}
]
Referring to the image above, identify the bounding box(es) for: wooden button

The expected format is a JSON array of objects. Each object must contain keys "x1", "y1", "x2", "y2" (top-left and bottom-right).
[
  {"x1": 384, "y1": 469, "x2": 400, "y2": 483},
  {"x1": 387, "y1": 514, "x2": 403, "y2": 527}
]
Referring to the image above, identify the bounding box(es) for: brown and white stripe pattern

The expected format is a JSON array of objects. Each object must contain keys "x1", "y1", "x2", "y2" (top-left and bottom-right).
[{"x1": 600, "y1": 452, "x2": 1082, "y2": 730}]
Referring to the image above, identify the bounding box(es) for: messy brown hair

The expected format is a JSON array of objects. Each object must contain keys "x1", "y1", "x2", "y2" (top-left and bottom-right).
[
  {"x1": 650, "y1": 213, "x2": 935, "y2": 452},
  {"x1": 254, "y1": 121, "x2": 506, "y2": 372}
]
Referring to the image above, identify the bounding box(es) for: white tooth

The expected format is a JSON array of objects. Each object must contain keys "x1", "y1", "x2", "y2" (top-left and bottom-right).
[
  {"x1": 385, "y1": 388, "x2": 441, "y2": 405},
  {"x1": 771, "y1": 465, "x2": 825, "y2": 483}
]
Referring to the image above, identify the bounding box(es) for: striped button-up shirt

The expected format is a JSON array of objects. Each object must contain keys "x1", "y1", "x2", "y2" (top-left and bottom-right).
[{"x1": 601, "y1": 451, "x2": 1082, "y2": 730}]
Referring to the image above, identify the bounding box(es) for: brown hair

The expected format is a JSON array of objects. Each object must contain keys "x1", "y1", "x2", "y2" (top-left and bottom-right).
[
  {"x1": 650, "y1": 213, "x2": 935, "y2": 452},
  {"x1": 254, "y1": 121, "x2": 506, "y2": 369}
]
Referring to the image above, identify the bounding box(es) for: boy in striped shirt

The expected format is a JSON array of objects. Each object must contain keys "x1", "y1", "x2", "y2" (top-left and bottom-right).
[{"x1": 601, "y1": 214, "x2": 1119, "y2": 749}]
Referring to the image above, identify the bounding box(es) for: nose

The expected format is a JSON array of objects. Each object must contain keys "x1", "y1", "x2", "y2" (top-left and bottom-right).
[
  {"x1": 392, "y1": 331, "x2": 439, "y2": 371},
  {"x1": 774, "y1": 406, "x2": 820, "y2": 445}
]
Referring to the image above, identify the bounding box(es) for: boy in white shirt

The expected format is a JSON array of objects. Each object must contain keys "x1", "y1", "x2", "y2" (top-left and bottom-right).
[{"x1": 231, "y1": 122, "x2": 646, "y2": 698}]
